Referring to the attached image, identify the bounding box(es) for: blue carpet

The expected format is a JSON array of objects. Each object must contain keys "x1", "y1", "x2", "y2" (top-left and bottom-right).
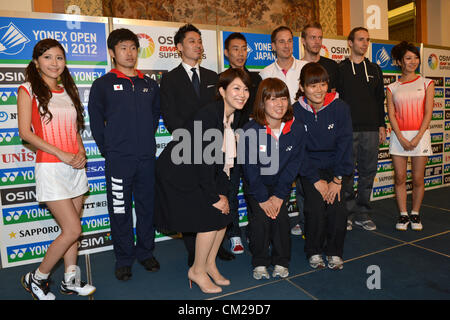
[{"x1": 1, "y1": 187, "x2": 449, "y2": 300}]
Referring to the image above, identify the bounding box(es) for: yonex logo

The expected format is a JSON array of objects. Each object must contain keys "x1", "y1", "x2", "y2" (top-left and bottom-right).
[
  {"x1": 0, "y1": 22, "x2": 30, "y2": 55},
  {"x1": 375, "y1": 47, "x2": 390, "y2": 68},
  {"x1": 0, "y1": 111, "x2": 7, "y2": 122},
  {"x1": 247, "y1": 44, "x2": 253, "y2": 58}
]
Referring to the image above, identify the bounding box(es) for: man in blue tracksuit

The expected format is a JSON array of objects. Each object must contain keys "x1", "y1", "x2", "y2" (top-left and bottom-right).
[{"x1": 88, "y1": 29, "x2": 160, "y2": 280}]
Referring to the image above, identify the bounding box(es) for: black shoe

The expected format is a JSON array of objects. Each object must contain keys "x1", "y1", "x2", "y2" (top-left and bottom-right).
[
  {"x1": 218, "y1": 246, "x2": 235, "y2": 261},
  {"x1": 140, "y1": 257, "x2": 160, "y2": 272},
  {"x1": 115, "y1": 266, "x2": 132, "y2": 281}
]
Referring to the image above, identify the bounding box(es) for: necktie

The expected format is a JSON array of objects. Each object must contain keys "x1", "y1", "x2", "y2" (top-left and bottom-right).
[{"x1": 191, "y1": 67, "x2": 200, "y2": 97}]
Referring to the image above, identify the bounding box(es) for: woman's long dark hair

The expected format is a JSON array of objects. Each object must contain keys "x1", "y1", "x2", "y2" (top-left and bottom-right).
[{"x1": 25, "y1": 38, "x2": 84, "y2": 131}]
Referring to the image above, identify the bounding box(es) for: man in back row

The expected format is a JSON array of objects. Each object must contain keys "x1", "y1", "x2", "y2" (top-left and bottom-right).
[
  {"x1": 260, "y1": 26, "x2": 307, "y2": 104},
  {"x1": 301, "y1": 22, "x2": 338, "y2": 92},
  {"x1": 336, "y1": 27, "x2": 386, "y2": 231}
]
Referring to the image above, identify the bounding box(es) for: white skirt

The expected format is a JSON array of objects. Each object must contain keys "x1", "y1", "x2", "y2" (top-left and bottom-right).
[
  {"x1": 35, "y1": 162, "x2": 89, "y2": 202},
  {"x1": 389, "y1": 130, "x2": 432, "y2": 157}
]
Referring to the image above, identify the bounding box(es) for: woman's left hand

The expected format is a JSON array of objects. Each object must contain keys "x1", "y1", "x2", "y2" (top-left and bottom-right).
[
  {"x1": 409, "y1": 135, "x2": 421, "y2": 149},
  {"x1": 213, "y1": 195, "x2": 230, "y2": 215},
  {"x1": 325, "y1": 181, "x2": 341, "y2": 204},
  {"x1": 71, "y1": 151, "x2": 87, "y2": 169}
]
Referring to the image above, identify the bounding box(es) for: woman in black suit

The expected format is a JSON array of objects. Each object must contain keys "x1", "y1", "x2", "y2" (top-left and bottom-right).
[{"x1": 155, "y1": 68, "x2": 251, "y2": 293}]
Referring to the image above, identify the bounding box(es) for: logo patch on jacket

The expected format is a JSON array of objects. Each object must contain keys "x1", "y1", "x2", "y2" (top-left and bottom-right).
[
  {"x1": 113, "y1": 84, "x2": 123, "y2": 91},
  {"x1": 328, "y1": 123, "x2": 334, "y2": 130}
]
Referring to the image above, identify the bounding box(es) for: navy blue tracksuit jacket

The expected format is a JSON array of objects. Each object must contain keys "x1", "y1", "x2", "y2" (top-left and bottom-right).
[
  {"x1": 241, "y1": 117, "x2": 306, "y2": 203},
  {"x1": 88, "y1": 69, "x2": 160, "y2": 268},
  {"x1": 294, "y1": 92, "x2": 353, "y2": 183}
]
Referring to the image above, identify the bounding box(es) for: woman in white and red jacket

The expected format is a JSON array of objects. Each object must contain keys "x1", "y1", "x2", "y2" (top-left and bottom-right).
[
  {"x1": 293, "y1": 62, "x2": 353, "y2": 271},
  {"x1": 242, "y1": 78, "x2": 306, "y2": 280}
]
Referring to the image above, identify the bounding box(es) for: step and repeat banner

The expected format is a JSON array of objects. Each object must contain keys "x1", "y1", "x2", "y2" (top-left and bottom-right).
[
  {"x1": 0, "y1": 11, "x2": 449, "y2": 268},
  {"x1": 422, "y1": 46, "x2": 450, "y2": 186}
]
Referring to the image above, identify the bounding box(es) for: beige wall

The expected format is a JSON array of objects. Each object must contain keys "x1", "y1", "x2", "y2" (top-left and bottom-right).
[
  {"x1": 349, "y1": 0, "x2": 388, "y2": 40},
  {"x1": 427, "y1": 0, "x2": 450, "y2": 47},
  {"x1": 0, "y1": 0, "x2": 32, "y2": 12}
]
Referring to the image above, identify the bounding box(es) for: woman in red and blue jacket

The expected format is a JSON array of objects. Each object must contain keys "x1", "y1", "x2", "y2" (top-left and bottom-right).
[
  {"x1": 241, "y1": 78, "x2": 306, "y2": 280},
  {"x1": 294, "y1": 62, "x2": 353, "y2": 271}
]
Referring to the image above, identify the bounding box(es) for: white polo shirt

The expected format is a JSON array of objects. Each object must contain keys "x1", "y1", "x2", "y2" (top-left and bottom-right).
[{"x1": 259, "y1": 58, "x2": 308, "y2": 103}]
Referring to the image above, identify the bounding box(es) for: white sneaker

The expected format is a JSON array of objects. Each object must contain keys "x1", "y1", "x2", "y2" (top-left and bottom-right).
[
  {"x1": 253, "y1": 266, "x2": 270, "y2": 280},
  {"x1": 230, "y1": 237, "x2": 244, "y2": 254},
  {"x1": 60, "y1": 273, "x2": 96, "y2": 296},
  {"x1": 410, "y1": 214, "x2": 423, "y2": 231},
  {"x1": 326, "y1": 256, "x2": 344, "y2": 270},
  {"x1": 291, "y1": 224, "x2": 303, "y2": 235},
  {"x1": 354, "y1": 219, "x2": 377, "y2": 231},
  {"x1": 272, "y1": 265, "x2": 289, "y2": 278},
  {"x1": 396, "y1": 215, "x2": 410, "y2": 231},
  {"x1": 21, "y1": 271, "x2": 56, "y2": 300},
  {"x1": 347, "y1": 220, "x2": 353, "y2": 231},
  {"x1": 309, "y1": 254, "x2": 325, "y2": 269}
]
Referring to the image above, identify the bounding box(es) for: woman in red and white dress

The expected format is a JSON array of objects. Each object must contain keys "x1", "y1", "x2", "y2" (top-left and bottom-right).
[
  {"x1": 17, "y1": 39, "x2": 95, "y2": 299},
  {"x1": 386, "y1": 41, "x2": 434, "y2": 231}
]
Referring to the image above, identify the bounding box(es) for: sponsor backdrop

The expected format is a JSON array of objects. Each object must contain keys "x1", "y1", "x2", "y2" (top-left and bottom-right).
[
  {"x1": 0, "y1": 11, "x2": 449, "y2": 268},
  {"x1": 422, "y1": 46, "x2": 450, "y2": 187}
]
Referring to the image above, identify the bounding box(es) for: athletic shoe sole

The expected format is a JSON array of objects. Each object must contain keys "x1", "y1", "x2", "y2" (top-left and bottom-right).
[
  {"x1": 60, "y1": 285, "x2": 96, "y2": 296},
  {"x1": 396, "y1": 223, "x2": 409, "y2": 231}
]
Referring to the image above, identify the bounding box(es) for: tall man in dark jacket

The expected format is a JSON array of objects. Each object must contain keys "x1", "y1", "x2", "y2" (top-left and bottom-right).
[
  {"x1": 160, "y1": 24, "x2": 234, "y2": 266},
  {"x1": 89, "y1": 28, "x2": 160, "y2": 281},
  {"x1": 336, "y1": 27, "x2": 386, "y2": 231},
  {"x1": 222, "y1": 32, "x2": 262, "y2": 254}
]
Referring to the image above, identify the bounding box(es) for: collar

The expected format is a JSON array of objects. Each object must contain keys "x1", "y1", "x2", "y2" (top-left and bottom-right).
[
  {"x1": 265, "y1": 117, "x2": 295, "y2": 139},
  {"x1": 275, "y1": 57, "x2": 297, "y2": 73},
  {"x1": 299, "y1": 92, "x2": 338, "y2": 113},
  {"x1": 182, "y1": 62, "x2": 200, "y2": 74},
  {"x1": 110, "y1": 68, "x2": 144, "y2": 80}
]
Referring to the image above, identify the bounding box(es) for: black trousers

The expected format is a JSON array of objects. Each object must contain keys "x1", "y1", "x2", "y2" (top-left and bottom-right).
[
  {"x1": 246, "y1": 188, "x2": 291, "y2": 268},
  {"x1": 300, "y1": 170, "x2": 349, "y2": 259}
]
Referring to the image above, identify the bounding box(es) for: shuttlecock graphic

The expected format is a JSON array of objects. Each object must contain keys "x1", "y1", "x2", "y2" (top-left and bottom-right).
[
  {"x1": 0, "y1": 22, "x2": 30, "y2": 55},
  {"x1": 376, "y1": 47, "x2": 390, "y2": 68}
]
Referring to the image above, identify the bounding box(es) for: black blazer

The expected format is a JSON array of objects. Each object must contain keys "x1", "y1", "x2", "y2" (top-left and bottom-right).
[
  {"x1": 160, "y1": 63, "x2": 218, "y2": 133},
  {"x1": 156, "y1": 100, "x2": 239, "y2": 205}
]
